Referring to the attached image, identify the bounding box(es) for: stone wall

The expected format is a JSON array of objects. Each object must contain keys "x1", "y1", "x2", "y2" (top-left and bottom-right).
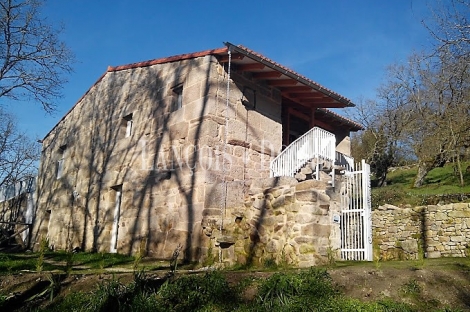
[
  {"x1": 373, "y1": 203, "x2": 470, "y2": 260},
  {"x1": 32, "y1": 51, "x2": 350, "y2": 268},
  {"x1": 201, "y1": 178, "x2": 342, "y2": 267},
  {"x1": 32, "y1": 54, "x2": 285, "y2": 260}
]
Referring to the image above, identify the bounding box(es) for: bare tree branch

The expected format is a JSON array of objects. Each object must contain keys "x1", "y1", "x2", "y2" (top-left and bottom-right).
[
  {"x1": 0, "y1": 106, "x2": 39, "y2": 188},
  {"x1": 0, "y1": 0, "x2": 74, "y2": 112}
]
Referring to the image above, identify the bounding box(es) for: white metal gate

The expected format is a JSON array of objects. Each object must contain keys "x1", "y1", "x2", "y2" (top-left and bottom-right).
[{"x1": 340, "y1": 159, "x2": 372, "y2": 261}]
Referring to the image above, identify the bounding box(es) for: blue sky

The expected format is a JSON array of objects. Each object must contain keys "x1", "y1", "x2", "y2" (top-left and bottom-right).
[{"x1": 8, "y1": 0, "x2": 434, "y2": 139}]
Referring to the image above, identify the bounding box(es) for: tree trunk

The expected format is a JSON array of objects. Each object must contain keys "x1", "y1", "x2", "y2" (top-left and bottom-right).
[
  {"x1": 456, "y1": 156, "x2": 465, "y2": 187},
  {"x1": 414, "y1": 162, "x2": 432, "y2": 188}
]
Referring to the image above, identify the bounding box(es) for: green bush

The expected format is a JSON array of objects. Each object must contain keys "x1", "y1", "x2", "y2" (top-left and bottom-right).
[
  {"x1": 37, "y1": 269, "x2": 421, "y2": 312},
  {"x1": 157, "y1": 271, "x2": 240, "y2": 311},
  {"x1": 255, "y1": 268, "x2": 337, "y2": 310},
  {"x1": 371, "y1": 187, "x2": 406, "y2": 209}
]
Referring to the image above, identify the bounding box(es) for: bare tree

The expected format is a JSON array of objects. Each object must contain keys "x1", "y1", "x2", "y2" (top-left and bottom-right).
[
  {"x1": 424, "y1": 0, "x2": 469, "y2": 59},
  {"x1": 350, "y1": 89, "x2": 413, "y2": 186},
  {"x1": 0, "y1": 0, "x2": 74, "y2": 112},
  {"x1": 0, "y1": 107, "x2": 39, "y2": 188},
  {"x1": 352, "y1": 1, "x2": 470, "y2": 188}
]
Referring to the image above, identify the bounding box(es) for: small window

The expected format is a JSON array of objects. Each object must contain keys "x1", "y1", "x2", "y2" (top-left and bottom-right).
[
  {"x1": 122, "y1": 114, "x2": 133, "y2": 138},
  {"x1": 172, "y1": 85, "x2": 183, "y2": 111},
  {"x1": 56, "y1": 145, "x2": 66, "y2": 179}
]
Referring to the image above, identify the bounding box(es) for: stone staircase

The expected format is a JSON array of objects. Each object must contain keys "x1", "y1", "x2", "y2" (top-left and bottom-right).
[{"x1": 294, "y1": 158, "x2": 346, "y2": 183}]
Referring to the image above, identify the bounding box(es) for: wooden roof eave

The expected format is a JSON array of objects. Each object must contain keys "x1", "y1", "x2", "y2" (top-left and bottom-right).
[{"x1": 223, "y1": 42, "x2": 355, "y2": 108}]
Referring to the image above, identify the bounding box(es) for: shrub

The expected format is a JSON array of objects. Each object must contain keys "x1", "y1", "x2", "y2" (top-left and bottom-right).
[
  {"x1": 157, "y1": 271, "x2": 240, "y2": 311},
  {"x1": 371, "y1": 187, "x2": 406, "y2": 209},
  {"x1": 255, "y1": 268, "x2": 337, "y2": 310}
]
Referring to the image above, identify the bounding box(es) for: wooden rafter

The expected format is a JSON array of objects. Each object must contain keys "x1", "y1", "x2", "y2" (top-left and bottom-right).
[
  {"x1": 268, "y1": 79, "x2": 298, "y2": 86},
  {"x1": 287, "y1": 92, "x2": 324, "y2": 99},
  {"x1": 252, "y1": 71, "x2": 282, "y2": 79},
  {"x1": 279, "y1": 86, "x2": 313, "y2": 93},
  {"x1": 217, "y1": 53, "x2": 244, "y2": 63},
  {"x1": 298, "y1": 97, "x2": 335, "y2": 104},
  {"x1": 238, "y1": 63, "x2": 265, "y2": 71}
]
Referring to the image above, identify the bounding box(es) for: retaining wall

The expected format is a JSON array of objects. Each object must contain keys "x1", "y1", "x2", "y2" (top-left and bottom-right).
[{"x1": 373, "y1": 203, "x2": 470, "y2": 260}]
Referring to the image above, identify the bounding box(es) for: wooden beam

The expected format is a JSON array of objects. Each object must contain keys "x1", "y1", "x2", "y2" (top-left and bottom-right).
[
  {"x1": 268, "y1": 79, "x2": 298, "y2": 86},
  {"x1": 298, "y1": 97, "x2": 335, "y2": 104},
  {"x1": 252, "y1": 71, "x2": 282, "y2": 79},
  {"x1": 313, "y1": 118, "x2": 335, "y2": 132},
  {"x1": 288, "y1": 107, "x2": 310, "y2": 121},
  {"x1": 280, "y1": 86, "x2": 313, "y2": 93},
  {"x1": 283, "y1": 106, "x2": 290, "y2": 146},
  {"x1": 287, "y1": 92, "x2": 324, "y2": 99},
  {"x1": 218, "y1": 53, "x2": 244, "y2": 63},
  {"x1": 310, "y1": 108, "x2": 315, "y2": 128},
  {"x1": 238, "y1": 63, "x2": 265, "y2": 71}
]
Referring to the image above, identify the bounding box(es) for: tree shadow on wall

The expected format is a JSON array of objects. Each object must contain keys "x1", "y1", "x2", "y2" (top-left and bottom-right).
[{"x1": 31, "y1": 53, "x2": 276, "y2": 267}]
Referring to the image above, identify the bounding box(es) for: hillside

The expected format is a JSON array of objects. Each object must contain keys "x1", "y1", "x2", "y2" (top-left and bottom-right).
[{"x1": 372, "y1": 162, "x2": 470, "y2": 209}]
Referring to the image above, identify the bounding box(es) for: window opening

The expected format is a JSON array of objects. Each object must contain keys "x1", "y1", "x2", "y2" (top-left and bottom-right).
[
  {"x1": 172, "y1": 85, "x2": 183, "y2": 111},
  {"x1": 56, "y1": 145, "x2": 66, "y2": 179},
  {"x1": 122, "y1": 114, "x2": 133, "y2": 138}
]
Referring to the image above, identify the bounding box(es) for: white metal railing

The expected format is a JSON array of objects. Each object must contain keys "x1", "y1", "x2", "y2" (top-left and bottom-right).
[
  {"x1": 340, "y1": 159, "x2": 372, "y2": 261},
  {"x1": 0, "y1": 177, "x2": 36, "y2": 203},
  {"x1": 335, "y1": 151, "x2": 355, "y2": 172},
  {"x1": 270, "y1": 127, "x2": 335, "y2": 178}
]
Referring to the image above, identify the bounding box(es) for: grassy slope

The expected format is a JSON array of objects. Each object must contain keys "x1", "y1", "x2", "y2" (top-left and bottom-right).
[
  {"x1": 1, "y1": 253, "x2": 469, "y2": 311},
  {"x1": 372, "y1": 161, "x2": 470, "y2": 208}
]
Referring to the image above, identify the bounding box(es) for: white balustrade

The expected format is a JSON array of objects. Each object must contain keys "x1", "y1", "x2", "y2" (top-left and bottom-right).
[{"x1": 270, "y1": 127, "x2": 336, "y2": 178}]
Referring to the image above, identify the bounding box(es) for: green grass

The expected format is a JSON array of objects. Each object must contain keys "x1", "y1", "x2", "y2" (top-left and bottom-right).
[
  {"x1": 1, "y1": 255, "x2": 468, "y2": 311},
  {"x1": 372, "y1": 161, "x2": 470, "y2": 208},
  {"x1": 0, "y1": 251, "x2": 136, "y2": 274},
  {"x1": 38, "y1": 265, "x2": 467, "y2": 312},
  {"x1": 35, "y1": 268, "x2": 422, "y2": 312}
]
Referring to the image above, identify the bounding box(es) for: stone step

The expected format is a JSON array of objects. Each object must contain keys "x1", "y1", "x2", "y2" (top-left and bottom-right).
[
  {"x1": 300, "y1": 166, "x2": 313, "y2": 175},
  {"x1": 294, "y1": 172, "x2": 307, "y2": 181},
  {"x1": 295, "y1": 158, "x2": 337, "y2": 183}
]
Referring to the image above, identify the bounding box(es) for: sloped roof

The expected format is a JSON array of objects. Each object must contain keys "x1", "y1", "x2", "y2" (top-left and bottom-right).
[
  {"x1": 223, "y1": 43, "x2": 355, "y2": 108},
  {"x1": 44, "y1": 43, "x2": 363, "y2": 139}
]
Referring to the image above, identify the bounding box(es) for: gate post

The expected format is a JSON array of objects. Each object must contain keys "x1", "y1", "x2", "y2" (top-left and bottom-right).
[{"x1": 361, "y1": 160, "x2": 373, "y2": 261}]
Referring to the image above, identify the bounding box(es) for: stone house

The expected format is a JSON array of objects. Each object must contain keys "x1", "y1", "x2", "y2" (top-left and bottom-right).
[{"x1": 31, "y1": 43, "x2": 366, "y2": 267}]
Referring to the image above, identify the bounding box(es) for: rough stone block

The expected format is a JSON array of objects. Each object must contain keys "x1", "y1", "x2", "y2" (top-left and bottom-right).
[
  {"x1": 271, "y1": 195, "x2": 285, "y2": 209},
  {"x1": 294, "y1": 236, "x2": 315, "y2": 244},
  {"x1": 449, "y1": 210, "x2": 470, "y2": 218},
  {"x1": 453, "y1": 203, "x2": 470, "y2": 210},
  {"x1": 301, "y1": 224, "x2": 330, "y2": 237},
  {"x1": 295, "y1": 190, "x2": 318, "y2": 202},
  {"x1": 450, "y1": 236, "x2": 465, "y2": 242},
  {"x1": 250, "y1": 177, "x2": 297, "y2": 190},
  {"x1": 265, "y1": 240, "x2": 278, "y2": 253},
  {"x1": 400, "y1": 239, "x2": 418, "y2": 253},
  {"x1": 168, "y1": 121, "x2": 189, "y2": 140},
  {"x1": 427, "y1": 251, "x2": 441, "y2": 258},
  {"x1": 295, "y1": 213, "x2": 313, "y2": 224},
  {"x1": 286, "y1": 202, "x2": 300, "y2": 212}
]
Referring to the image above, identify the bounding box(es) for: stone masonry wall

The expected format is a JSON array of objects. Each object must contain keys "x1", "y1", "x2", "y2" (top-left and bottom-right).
[
  {"x1": 373, "y1": 203, "x2": 470, "y2": 260},
  {"x1": 201, "y1": 177, "x2": 343, "y2": 268},
  {"x1": 33, "y1": 50, "x2": 347, "y2": 268},
  {"x1": 32, "y1": 54, "x2": 285, "y2": 261}
]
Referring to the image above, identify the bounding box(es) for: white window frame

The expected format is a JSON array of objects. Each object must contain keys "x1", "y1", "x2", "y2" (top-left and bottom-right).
[
  {"x1": 123, "y1": 113, "x2": 133, "y2": 138},
  {"x1": 126, "y1": 119, "x2": 133, "y2": 137}
]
